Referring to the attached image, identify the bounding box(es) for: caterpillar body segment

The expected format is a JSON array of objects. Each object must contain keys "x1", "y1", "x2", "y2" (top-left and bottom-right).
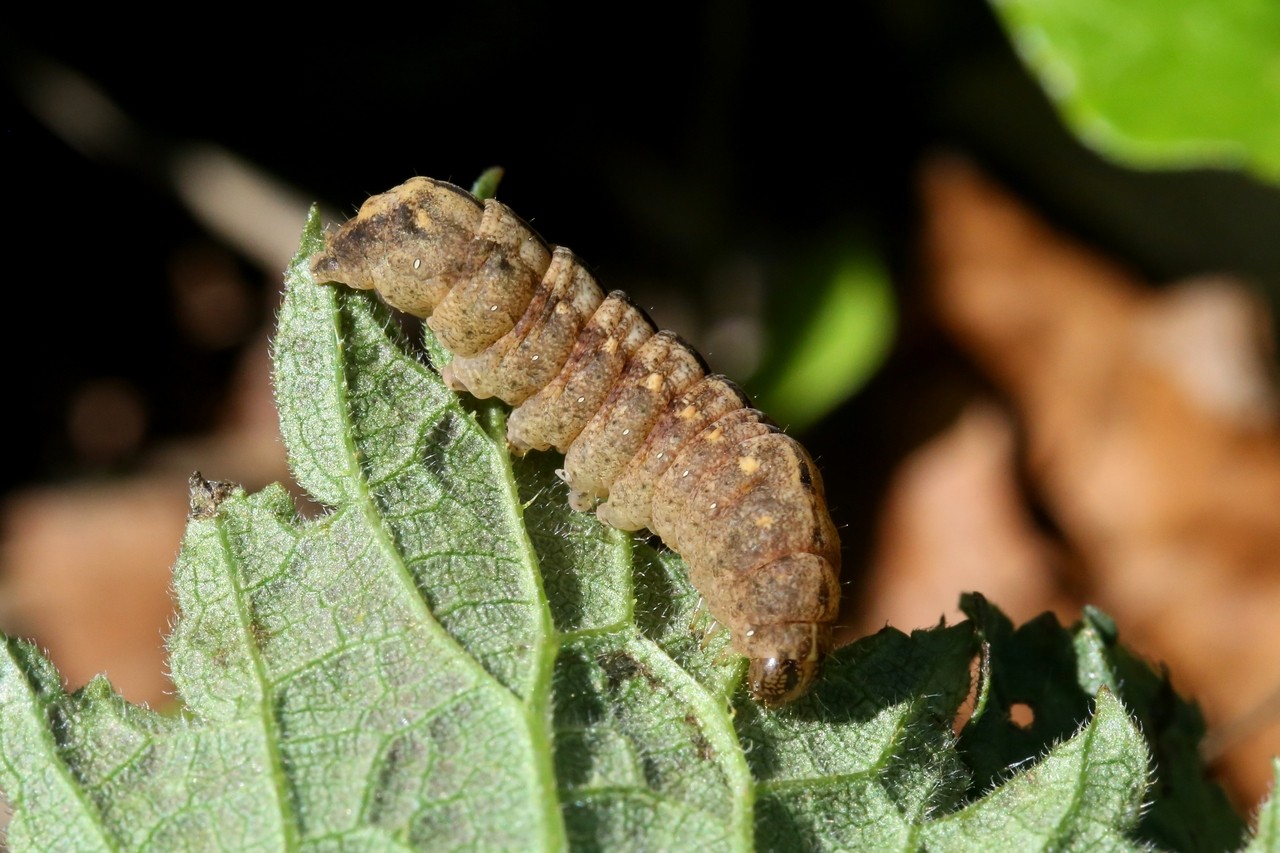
[{"x1": 310, "y1": 177, "x2": 841, "y2": 707}]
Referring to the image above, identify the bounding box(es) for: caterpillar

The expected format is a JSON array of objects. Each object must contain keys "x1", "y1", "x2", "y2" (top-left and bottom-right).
[{"x1": 310, "y1": 177, "x2": 841, "y2": 707}]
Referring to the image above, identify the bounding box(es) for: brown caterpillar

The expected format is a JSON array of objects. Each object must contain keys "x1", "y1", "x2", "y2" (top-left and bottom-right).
[{"x1": 310, "y1": 177, "x2": 840, "y2": 706}]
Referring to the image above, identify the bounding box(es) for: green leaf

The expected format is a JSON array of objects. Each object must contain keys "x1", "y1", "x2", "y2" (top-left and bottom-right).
[
  {"x1": 990, "y1": 0, "x2": 1280, "y2": 183},
  {"x1": 469, "y1": 167, "x2": 505, "y2": 201},
  {"x1": 959, "y1": 595, "x2": 1246, "y2": 850},
  {"x1": 924, "y1": 690, "x2": 1146, "y2": 852},
  {"x1": 751, "y1": 242, "x2": 895, "y2": 433},
  {"x1": 0, "y1": 210, "x2": 1234, "y2": 851},
  {"x1": 1245, "y1": 759, "x2": 1280, "y2": 852}
]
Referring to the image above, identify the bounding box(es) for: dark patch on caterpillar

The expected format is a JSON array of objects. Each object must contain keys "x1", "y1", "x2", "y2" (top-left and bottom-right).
[
  {"x1": 797, "y1": 458, "x2": 814, "y2": 492},
  {"x1": 310, "y1": 176, "x2": 841, "y2": 707}
]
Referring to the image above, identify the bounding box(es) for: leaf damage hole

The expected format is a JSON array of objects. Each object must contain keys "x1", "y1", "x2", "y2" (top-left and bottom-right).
[{"x1": 1010, "y1": 701, "x2": 1035, "y2": 729}]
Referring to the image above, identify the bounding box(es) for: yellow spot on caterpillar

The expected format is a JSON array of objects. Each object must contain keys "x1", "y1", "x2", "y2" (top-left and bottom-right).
[
  {"x1": 678, "y1": 405, "x2": 698, "y2": 419},
  {"x1": 644, "y1": 373, "x2": 664, "y2": 392},
  {"x1": 754, "y1": 515, "x2": 775, "y2": 528},
  {"x1": 738, "y1": 456, "x2": 760, "y2": 474},
  {"x1": 705, "y1": 427, "x2": 724, "y2": 443},
  {"x1": 603, "y1": 338, "x2": 619, "y2": 354}
]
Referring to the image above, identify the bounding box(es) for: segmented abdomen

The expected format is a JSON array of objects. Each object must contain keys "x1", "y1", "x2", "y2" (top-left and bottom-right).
[{"x1": 310, "y1": 177, "x2": 841, "y2": 706}]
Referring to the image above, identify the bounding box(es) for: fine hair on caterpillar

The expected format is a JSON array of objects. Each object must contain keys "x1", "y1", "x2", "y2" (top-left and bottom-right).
[{"x1": 310, "y1": 176, "x2": 841, "y2": 707}]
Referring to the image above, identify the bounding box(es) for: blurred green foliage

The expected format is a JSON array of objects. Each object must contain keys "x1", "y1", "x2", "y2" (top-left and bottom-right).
[
  {"x1": 751, "y1": 241, "x2": 894, "y2": 433},
  {"x1": 992, "y1": 0, "x2": 1280, "y2": 183}
]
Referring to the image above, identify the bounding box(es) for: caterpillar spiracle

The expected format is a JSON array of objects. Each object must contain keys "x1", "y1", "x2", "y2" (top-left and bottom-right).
[{"x1": 310, "y1": 177, "x2": 841, "y2": 707}]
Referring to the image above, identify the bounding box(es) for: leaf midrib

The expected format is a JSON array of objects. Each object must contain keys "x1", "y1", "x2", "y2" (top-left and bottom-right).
[{"x1": 329, "y1": 292, "x2": 568, "y2": 849}]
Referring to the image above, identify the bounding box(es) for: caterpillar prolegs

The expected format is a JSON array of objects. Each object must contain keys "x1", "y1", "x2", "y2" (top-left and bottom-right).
[{"x1": 310, "y1": 177, "x2": 841, "y2": 706}]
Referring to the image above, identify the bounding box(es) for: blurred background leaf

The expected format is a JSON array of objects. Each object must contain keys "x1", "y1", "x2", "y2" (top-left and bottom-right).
[
  {"x1": 992, "y1": 0, "x2": 1280, "y2": 183},
  {"x1": 750, "y1": 239, "x2": 895, "y2": 432}
]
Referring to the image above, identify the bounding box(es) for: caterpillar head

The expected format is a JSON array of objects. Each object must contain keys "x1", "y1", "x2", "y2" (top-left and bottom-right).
[
  {"x1": 745, "y1": 622, "x2": 828, "y2": 708},
  {"x1": 310, "y1": 177, "x2": 484, "y2": 317}
]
